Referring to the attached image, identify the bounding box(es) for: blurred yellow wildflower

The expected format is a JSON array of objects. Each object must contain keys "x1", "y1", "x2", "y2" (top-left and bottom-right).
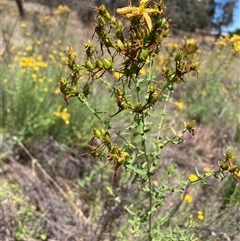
[
  {"x1": 140, "y1": 67, "x2": 147, "y2": 75},
  {"x1": 6, "y1": 108, "x2": 11, "y2": 113},
  {"x1": 203, "y1": 167, "x2": 211, "y2": 173},
  {"x1": 54, "y1": 87, "x2": 61, "y2": 94},
  {"x1": 19, "y1": 56, "x2": 48, "y2": 69},
  {"x1": 113, "y1": 72, "x2": 123, "y2": 79},
  {"x1": 54, "y1": 40, "x2": 62, "y2": 45},
  {"x1": 3, "y1": 79, "x2": 8, "y2": 84},
  {"x1": 10, "y1": 11, "x2": 16, "y2": 16},
  {"x1": 230, "y1": 34, "x2": 240, "y2": 53},
  {"x1": 236, "y1": 171, "x2": 240, "y2": 178},
  {"x1": 53, "y1": 106, "x2": 70, "y2": 125},
  {"x1": 31, "y1": 74, "x2": 37, "y2": 80},
  {"x1": 215, "y1": 34, "x2": 240, "y2": 54},
  {"x1": 116, "y1": 0, "x2": 161, "y2": 31},
  {"x1": 35, "y1": 40, "x2": 41, "y2": 45},
  {"x1": 20, "y1": 23, "x2": 27, "y2": 28},
  {"x1": 10, "y1": 46, "x2": 16, "y2": 52},
  {"x1": 182, "y1": 194, "x2": 192, "y2": 203},
  {"x1": 49, "y1": 54, "x2": 56, "y2": 62},
  {"x1": 54, "y1": 5, "x2": 71, "y2": 16},
  {"x1": 197, "y1": 210, "x2": 204, "y2": 221},
  {"x1": 152, "y1": 180, "x2": 158, "y2": 186},
  {"x1": 189, "y1": 174, "x2": 198, "y2": 182},
  {"x1": 174, "y1": 101, "x2": 184, "y2": 110},
  {"x1": 185, "y1": 38, "x2": 198, "y2": 46},
  {"x1": 26, "y1": 46, "x2": 33, "y2": 52},
  {"x1": 39, "y1": 15, "x2": 52, "y2": 27},
  {"x1": 43, "y1": 88, "x2": 48, "y2": 92}
]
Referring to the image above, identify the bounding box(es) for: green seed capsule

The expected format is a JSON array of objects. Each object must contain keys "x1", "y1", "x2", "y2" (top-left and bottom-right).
[
  {"x1": 85, "y1": 60, "x2": 94, "y2": 70},
  {"x1": 96, "y1": 60, "x2": 104, "y2": 69},
  {"x1": 220, "y1": 163, "x2": 229, "y2": 170},
  {"x1": 102, "y1": 58, "x2": 113, "y2": 69},
  {"x1": 140, "y1": 49, "x2": 150, "y2": 60},
  {"x1": 134, "y1": 103, "x2": 143, "y2": 113},
  {"x1": 98, "y1": 16, "x2": 106, "y2": 26},
  {"x1": 175, "y1": 52, "x2": 183, "y2": 62},
  {"x1": 122, "y1": 151, "x2": 130, "y2": 159},
  {"x1": 93, "y1": 128, "x2": 102, "y2": 139},
  {"x1": 116, "y1": 39, "x2": 124, "y2": 50},
  {"x1": 160, "y1": 18, "x2": 167, "y2": 28},
  {"x1": 167, "y1": 83, "x2": 174, "y2": 91},
  {"x1": 83, "y1": 84, "x2": 90, "y2": 97},
  {"x1": 104, "y1": 11, "x2": 111, "y2": 21},
  {"x1": 229, "y1": 165, "x2": 238, "y2": 173}
]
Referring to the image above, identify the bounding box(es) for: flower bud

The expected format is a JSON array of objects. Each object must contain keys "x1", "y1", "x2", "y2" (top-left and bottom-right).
[
  {"x1": 96, "y1": 60, "x2": 104, "y2": 69},
  {"x1": 140, "y1": 49, "x2": 150, "y2": 60},
  {"x1": 98, "y1": 16, "x2": 106, "y2": 26},
  {"x1": 133, "y1": 103, "x2": 143, "y2": 113},
  {"x1": 102, "y1": 58, "x2": 113, "y2": 70},
  {"x1": 85, "y1": 60, "x2": 94, "y2": 70},
  {"x1": 229, "y1": 165, "x2": 238, "y2": 173},
  {"x1": 175, "y1": 52, "x2": 183, "y2": 62},
  {"x1": 220, "y1": 163, "x2": 229, "y2": 170},
  {"x1": 93, "y1": 128, "x2": 102, "y2": 139}
]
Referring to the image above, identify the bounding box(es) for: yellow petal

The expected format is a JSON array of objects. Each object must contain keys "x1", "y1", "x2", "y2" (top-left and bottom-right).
[
  {"x1": 126, "y1": 10, "x2": 139, "y2": 18},
  {"x1": 143, "y1": 12, "x2": 152, "y2": 31},
  {"x1": 116, "y1": 6, "x2": 137, "y2": 15}
]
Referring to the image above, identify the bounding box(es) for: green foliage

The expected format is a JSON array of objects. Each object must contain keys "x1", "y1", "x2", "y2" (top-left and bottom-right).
[
  {"x1": 176, "y1": 35, "x2": 240, "y2": 125},
  {"x1": 0, "y1": 5, "x2": 105, "y2": 146},
  {"x1": 1, "y1": 1, "x2": 239, "y2": 241}
]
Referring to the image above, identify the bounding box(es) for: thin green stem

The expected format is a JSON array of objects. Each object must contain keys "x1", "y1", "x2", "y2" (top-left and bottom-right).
[{"x1": 141, "y1": 115, "x2": 153, "y2": 241}]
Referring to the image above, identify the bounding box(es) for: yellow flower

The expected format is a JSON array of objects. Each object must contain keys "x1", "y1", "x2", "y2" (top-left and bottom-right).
[
  {"x1": 54, "y1": 87, "x2": 61, "y2": 94},
  {"x1": 35, "y1": 40, "x2": 41, "y2": 45},
  {"x1": 31, "y1": 74, "x2": 37, "y2": 80},
  {"x1": 189, "y1": 174, "x2": 198, "y2": 182},
  {"x1": 53, "y1": 106, "x2": 70, "y2": 125},
  {"x1": 186, "y1": 38, "x2": 197, "y2": 46},
  {"x1": 197, "y1": 211, "x2": 204, "y2": 221},
  {"x1": 43, "y1": 87, "x2": 48, "y2": 92},
  {"x1": 10, "y1": 46, "x2": 16, "y2": 52},
  {"x1": 116, "y1": 0, "x2": 161, "y2": 31},
  {"x1": 174, "y1": 101, "x2": 184, "y2": 110},
  {"x1": 203, "y1": 167, "x2": 211, "y2": 173},
  {"x1": 140, "y1": 67, "x2": 147, "y2": 75},
  {"x1": 183, "y1": 194, "x2": 192, "y2": 203},
  {"x1": 236, "y1": 171, "x2": 240, "y2": 178},
  {"x1": 39, "y1": 15, "x2": 52, "y2": 27},
  {"x1": 3, "y1": 79, "x2": 8, "y2": 83},
  {"x1": 26, "y1": 45, "x2": 33, "y2": 51},
  {"x1": 20, "y1": 22, "x2": 27, "y2": 28},
  {"x1": 113, "y1": 72, "x2": 123, "y2": 79},
  {"x1": 152, "y1": 180, "x2": 158, "y2": 186},
  {"x1": 54, "y1": 5, "x2": 71, "y2": 16}
]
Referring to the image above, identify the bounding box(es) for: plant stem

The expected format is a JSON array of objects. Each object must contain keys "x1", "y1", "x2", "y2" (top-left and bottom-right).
[{"x1": 142, "y1": 123, "x2": 152, "y2": 241}]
